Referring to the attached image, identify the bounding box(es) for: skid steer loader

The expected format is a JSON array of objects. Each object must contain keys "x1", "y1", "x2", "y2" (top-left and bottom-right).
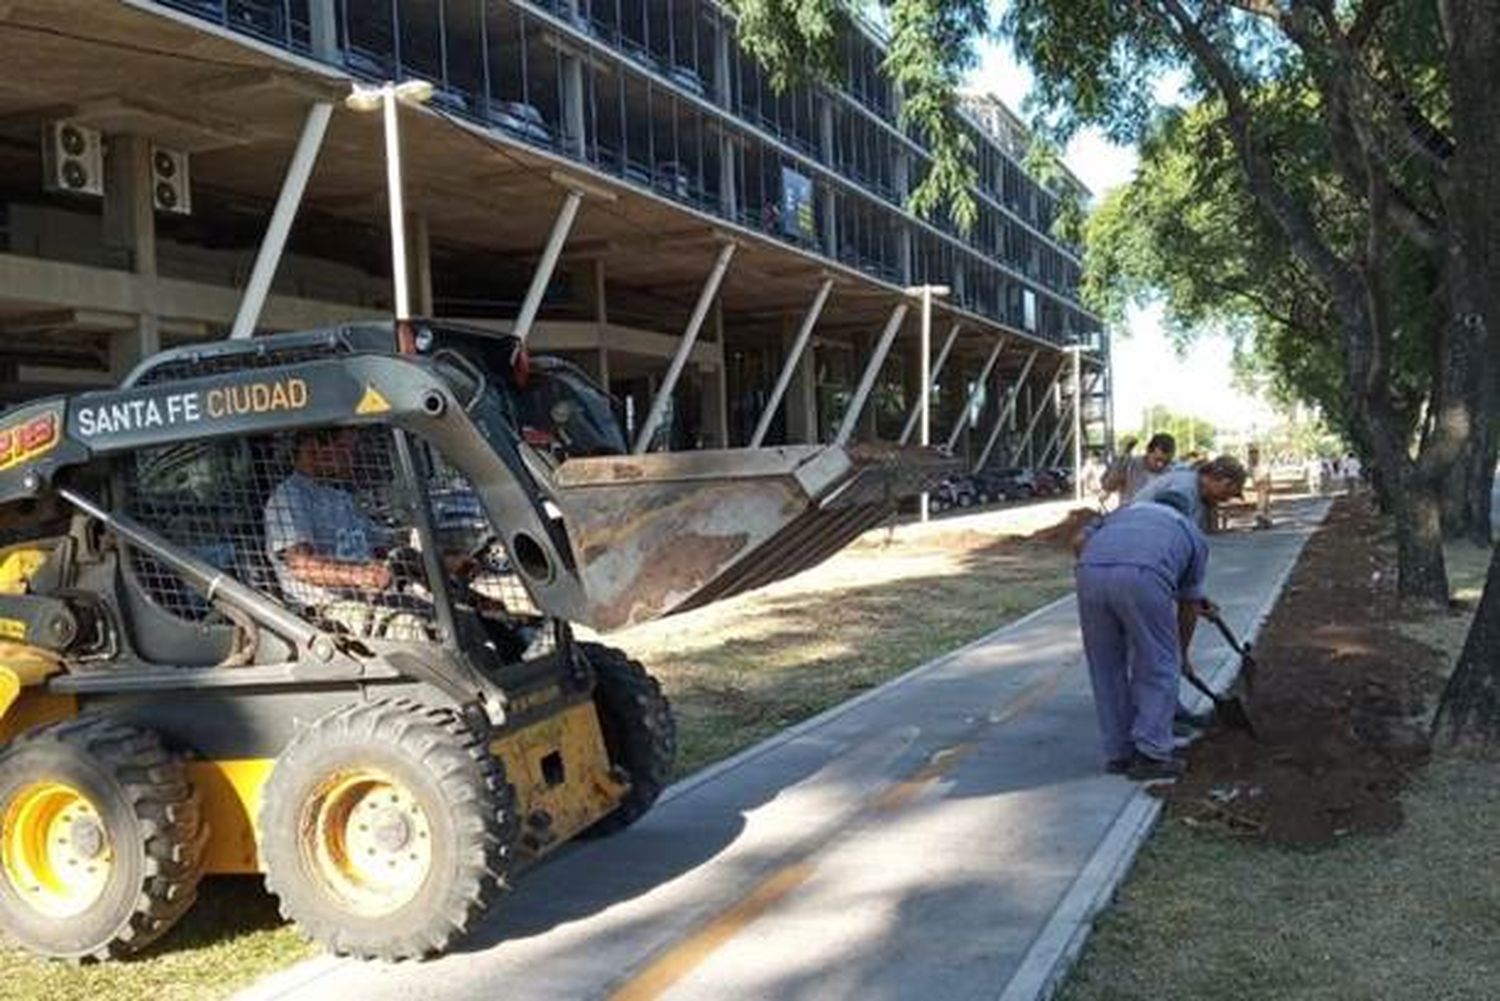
[{"x1": 0, "y1": 320, "x2": 949, "y2": 961}]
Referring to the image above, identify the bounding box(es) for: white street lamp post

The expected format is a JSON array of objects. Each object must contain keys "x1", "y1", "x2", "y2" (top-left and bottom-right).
[
  {"x1": 347, "y1": 80, "x2": 435, "y2": 321},
  {"x1": 905, "y1": 284, "x2": 950, "y2": 523}
]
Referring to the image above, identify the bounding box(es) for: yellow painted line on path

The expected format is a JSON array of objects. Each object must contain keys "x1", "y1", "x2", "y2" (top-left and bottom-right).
[{"x1": 609, "y1": 663, "x2": 1071, "y2": 1001}]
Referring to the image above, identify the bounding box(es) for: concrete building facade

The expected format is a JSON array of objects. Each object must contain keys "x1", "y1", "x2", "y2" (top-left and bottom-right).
[{"x1": 0, "y1": 0, "x2": 1109, "y2": 466}]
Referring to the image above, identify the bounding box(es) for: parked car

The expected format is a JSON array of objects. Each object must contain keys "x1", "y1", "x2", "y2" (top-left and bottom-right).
[
  {"x1": 486, "y1": 101, "x2": 553, "y2": 146},
  {"x1": 974, "y1": 467, "x2": 1036, "y2": 501},
  {"x1": 667, "y1": 64, "x2": 707, "y2": 97},
  {"x1": 930, "y1": 474, "x2": 981, "y2": 512},
  {"x1": 1034, "y1": 468, "x2": 1070, "y2": 496}
]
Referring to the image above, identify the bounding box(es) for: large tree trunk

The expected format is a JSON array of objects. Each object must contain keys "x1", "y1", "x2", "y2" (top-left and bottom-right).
[
  {"x1": 1388, "y1": 466, "x2": 1452, "y2": 602},
  {"x1": 1433, "y1": 544, "x2": 1500, "y2": 745},
  {"x1": 1433, "y1": 0, "x2": 1500, "y2": 743}
]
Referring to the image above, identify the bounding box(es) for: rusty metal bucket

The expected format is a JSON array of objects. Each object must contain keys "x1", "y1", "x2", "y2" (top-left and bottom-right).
[{"x1": 549, "y1": 443, "x2": 955, "y2": 632}]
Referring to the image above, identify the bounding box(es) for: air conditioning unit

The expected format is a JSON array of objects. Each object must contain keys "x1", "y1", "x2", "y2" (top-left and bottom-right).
[
  {"x1": 150, "y1": 146, "x2": 191, "y2": 215},
  {"x1": 41, "y1": 120, "x2": 104, "y2": 197}
]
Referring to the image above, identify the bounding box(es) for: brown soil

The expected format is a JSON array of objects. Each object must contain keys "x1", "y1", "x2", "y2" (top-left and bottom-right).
[
  {"x1": 1026, "y1": 507, "x2": 1101, "y2": 546},
  {"x1": 1161, "y1": 499, "x2": 1444, "y2": 848}
]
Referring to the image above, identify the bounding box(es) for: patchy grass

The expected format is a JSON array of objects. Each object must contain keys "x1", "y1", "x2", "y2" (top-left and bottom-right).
[
  {"x1": 1059, "y1": 535, "x2": 1500, "y2": 1001},
  {"x1": 1, "y1": 507, "x2": 1075, "y2": 1001},
  {"x1": 607, "y1": 523, "x2": 1075, "y2": 776},
  {"x1": 0, "y1": 878, "x2": 313, "y2": 1001},
  {"x1": 1059, "y1": 757, "x2": 1500, "y2": 1001}
]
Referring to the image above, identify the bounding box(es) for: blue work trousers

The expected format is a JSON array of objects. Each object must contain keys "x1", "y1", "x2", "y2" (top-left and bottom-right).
[{"x1": 1075, "y1": 564, "x2": 1180, "y2": 762}]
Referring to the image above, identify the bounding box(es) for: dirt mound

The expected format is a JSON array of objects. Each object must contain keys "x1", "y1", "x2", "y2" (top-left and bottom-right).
[
  {"x1": 1160, "y1": 499, "x2": 1442, "y2": 848},
  {"x1": 1026, "y1": 507, "x2": 1101, "y2": 547}
]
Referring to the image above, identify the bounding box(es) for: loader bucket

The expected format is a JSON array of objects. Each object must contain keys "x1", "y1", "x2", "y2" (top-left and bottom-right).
[{"x1": 551, "y1": 443, "x2": 955, "y2": 632}]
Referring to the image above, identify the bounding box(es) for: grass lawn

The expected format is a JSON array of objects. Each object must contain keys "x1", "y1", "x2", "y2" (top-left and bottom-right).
[
  {"x1": 1058, "y1": 538, "x2": 1498, "y2": 1001},
  {"x1": 0, "y1": 507, "x2": 1076, "y2": 1001}
]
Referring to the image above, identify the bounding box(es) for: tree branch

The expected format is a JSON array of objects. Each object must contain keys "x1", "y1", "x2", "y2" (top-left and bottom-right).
[{"x1": 1150, "y1": 0, "x2": 1360, "y2": 300}]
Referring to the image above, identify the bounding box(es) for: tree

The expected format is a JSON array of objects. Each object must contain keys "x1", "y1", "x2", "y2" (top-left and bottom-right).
[
  {"x1": 1121, "y1": 406, "x2": 1218, "y2": 456},
  {"x1": 1005, "y1": 0, "x2": 1496, "y2": 602},
  {"x1": 1432, "y1": 544, "x2": 1500, "y2": 746},
  {"x1": 1430, "y1": 0, "x2": 1500, "y2": 744},
  {"x1": 1081, "y1": 96, "x2": 1436, "y2": 512},
  {"x1": 731, "y1": 0, "x2": 1499, "y2": 740}
]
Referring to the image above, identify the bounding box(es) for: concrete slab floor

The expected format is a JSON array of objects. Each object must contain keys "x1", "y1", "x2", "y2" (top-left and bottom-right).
[{"x1": 238, "y1": 499, "x2": 1332, "y2": 1001}]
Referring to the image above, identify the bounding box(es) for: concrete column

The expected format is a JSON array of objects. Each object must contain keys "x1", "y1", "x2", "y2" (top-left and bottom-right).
[
  {"x1": 309, "y1": 0, "x2": 338, "y2": 61},
  {"x1": 715, "y1": 29, "x2": 738, "y2": 219},
  {"x1": 897, "y1": 226, "x2": 912, "y2": 286},
  {"x1": 589, "y1": 257, "x2": 608, "y2": 325},
  {"x1": 783, "y1": 319, "x2": 817, "y2": 444},
  {"x1": 408, "y1": 211, "x2": 433, "y2": 316},
  {"x1": 820, "y1": 102, "x2": 837, "y2": 256},
  {"x1": 700, "y1": 361, "x2": 729, "y2": 448},
  {"x1": 102, "y1": 133, "x2": 159, "y2": 376},
  {"x1": 562, "y1": 55, "x2": 586, "y2": 157}
]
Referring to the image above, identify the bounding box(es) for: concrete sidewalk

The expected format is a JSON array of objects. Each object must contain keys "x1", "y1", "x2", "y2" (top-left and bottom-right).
[{"x1": 240, "y1": 499, "x2": 1330, "y2": 1001}]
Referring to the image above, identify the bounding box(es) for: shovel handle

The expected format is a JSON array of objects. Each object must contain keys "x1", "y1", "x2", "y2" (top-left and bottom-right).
[
  {"x1": 1204, "y1": 609, "x2": 1251, "y2": 654},
  {"x1": 1180, "y1": 663, "x2": 1221, "y2": 704}
]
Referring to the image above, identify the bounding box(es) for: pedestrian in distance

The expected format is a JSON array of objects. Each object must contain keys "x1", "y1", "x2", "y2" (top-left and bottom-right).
[
  {"x1": 1248, "y1": 444, "x2": 1273, "y2": 529},
  {"x1": 1073, "y1": 490, "x2": 1216, "y2": 780},
  {"x1": 1101, "y1": 432, "x2": 1176, "y2": 505}
]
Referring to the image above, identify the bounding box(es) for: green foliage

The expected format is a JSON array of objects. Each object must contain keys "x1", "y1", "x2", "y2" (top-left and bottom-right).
[
  {"x1": 1120, "y1": 405, "x2": 1217, "y2": 455},
  {"x1": 720, "y1": 0, "x2": 986, "y2": 230},
  {"x1": 1079, "y1": 92, "x2": 1438, "y2": 452}
]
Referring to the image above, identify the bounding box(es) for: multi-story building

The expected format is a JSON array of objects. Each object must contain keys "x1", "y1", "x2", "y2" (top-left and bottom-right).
[{"x1": 0, "y1": 0, "x2": 1109, "y2": 465}]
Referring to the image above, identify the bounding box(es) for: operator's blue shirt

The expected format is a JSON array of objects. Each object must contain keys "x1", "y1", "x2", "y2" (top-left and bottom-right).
[
  {"x1": 1077, "y1": 500, "x2": 1209, "y2": 601},
  {"x1": 264, "y1": 472, "x2": 381, "y2": 606}
]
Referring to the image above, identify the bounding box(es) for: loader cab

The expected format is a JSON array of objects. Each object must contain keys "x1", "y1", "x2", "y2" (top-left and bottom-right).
[
  {"x1": 111, "y1": 420, "x2": 559, "y2": 674},
  {"x1": 419, "y1": 324, "x2": 628, "y2": 459}
]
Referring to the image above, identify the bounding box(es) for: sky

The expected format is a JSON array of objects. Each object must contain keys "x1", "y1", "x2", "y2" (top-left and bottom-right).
[{"x1": 965, "y1": 40, "x2": 1279, "y2": 437}]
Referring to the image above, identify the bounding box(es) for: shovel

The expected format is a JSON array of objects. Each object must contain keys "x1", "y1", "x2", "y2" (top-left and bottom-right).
[
  {"x1": 1204, "y1": 609, "x2": 1259, "y2": 694},
  {"x1": 1180, "y1": 611, "x2": 1258, "y2": 736}
]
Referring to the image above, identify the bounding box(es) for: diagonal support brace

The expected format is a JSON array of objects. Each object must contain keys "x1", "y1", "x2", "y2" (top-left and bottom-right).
[
  {"x1": 231, "y1": 102, "x2": 333, "y2": 338},
  {"x1": 633, "y1": 241, "x2": 738, "y2": 452},
  {"x1": 898, "y1": 322, "x2": 962, "y2": 445},
  {"x1": 750, "y1": 276, "x2": 834, "y2": 447},
  {"x1": 944, "y1": 335, "x2": 1008, "y2": 451},
  {"x1": 972, "y1": 347, "x2": 1040, "y2": 473},
  {"x1": 512, "y1": 187, "x2": 585, "y2": 344},
  {"x1": 834, "y1": 303, "x2": 909, "y2": 446}
]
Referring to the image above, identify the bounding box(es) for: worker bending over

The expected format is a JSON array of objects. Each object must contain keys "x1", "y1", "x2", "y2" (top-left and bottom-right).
[{"x1": 1074, "y1": 491, "x2": 1215, "y2": 781}]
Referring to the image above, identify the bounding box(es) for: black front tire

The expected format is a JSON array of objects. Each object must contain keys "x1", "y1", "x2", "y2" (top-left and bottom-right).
[
  {"x1": 0, "y1": 715, "x2": 206, "y2": 961},
  {"x1": 259, "y1": 698, "x2": 515, "y2": 960},
  {"x1": 578, "y1": 643, "x2": 676, "y2": 838}
]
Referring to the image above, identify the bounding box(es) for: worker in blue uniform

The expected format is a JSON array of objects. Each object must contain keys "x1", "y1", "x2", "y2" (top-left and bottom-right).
[{"x1": 1074, "y1": 491, "x2": 1216, "y2": 781}]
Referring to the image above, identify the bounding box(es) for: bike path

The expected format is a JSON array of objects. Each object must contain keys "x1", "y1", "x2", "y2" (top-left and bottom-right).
[{"x1": 241, "y1": 499, "x2": 1330, "y2": 1001}]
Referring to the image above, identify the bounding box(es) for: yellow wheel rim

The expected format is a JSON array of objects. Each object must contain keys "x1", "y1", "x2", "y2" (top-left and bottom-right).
[
  {"x1": 302, "y1": 769, "x2": 433, "y2": 917},
  {"x1": 2, "y1": 781, "x2": 113, "y2": 918}
]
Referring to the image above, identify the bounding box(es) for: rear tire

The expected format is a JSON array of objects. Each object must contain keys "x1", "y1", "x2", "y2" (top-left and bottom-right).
[
  {"x1": 259, "y1": 699, "x2": 515, "y2": 960},
  {"x1": 577, "y1": 643, "x2": 676, "y2": 838},
  {"x1": 0, "y1": 715, "x2": 205, "y2": 961}
]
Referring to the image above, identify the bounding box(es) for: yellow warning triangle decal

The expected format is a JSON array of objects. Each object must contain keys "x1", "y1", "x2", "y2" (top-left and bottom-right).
[{"x1": 355, "y1": 385, "x2": 391, "y2": 415}]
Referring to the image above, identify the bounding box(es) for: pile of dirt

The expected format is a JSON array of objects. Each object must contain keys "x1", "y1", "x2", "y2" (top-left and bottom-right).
[
  {"x1": 1161, "y1": 499, "x2": 1444, "y2": 848},
  {"x1": 1026, "y1": 507, "x2": 1101, "y2": 547}
]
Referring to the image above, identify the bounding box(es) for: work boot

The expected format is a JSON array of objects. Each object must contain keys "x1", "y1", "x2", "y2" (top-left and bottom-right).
[
  {"x1": 1125, "y1": 752, "x2": 1186, "y2": 782},
  {"x1": 1105, "y1": 756, "x2": 1133, "y2": 775}
]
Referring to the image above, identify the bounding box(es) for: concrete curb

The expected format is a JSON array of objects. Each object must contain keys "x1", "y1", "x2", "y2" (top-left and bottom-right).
[
  {"x1": 993, "y1": 499, "x2": 1332, "y2": 1001},
  {"x1": 993, "y1": 793, "x2": 1164, "y2": 1001}
]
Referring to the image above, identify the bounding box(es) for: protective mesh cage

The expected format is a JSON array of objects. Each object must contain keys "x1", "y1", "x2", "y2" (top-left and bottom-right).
[
  {"x1": 124, "y1": 427, "x2": 438, "y2": 641},
  {"x1": 425, "y1": 453, "x2": 556, "y2": 661},
  {"x1": 121, "y1": 427, "x2": 555, "y2": 658}
]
